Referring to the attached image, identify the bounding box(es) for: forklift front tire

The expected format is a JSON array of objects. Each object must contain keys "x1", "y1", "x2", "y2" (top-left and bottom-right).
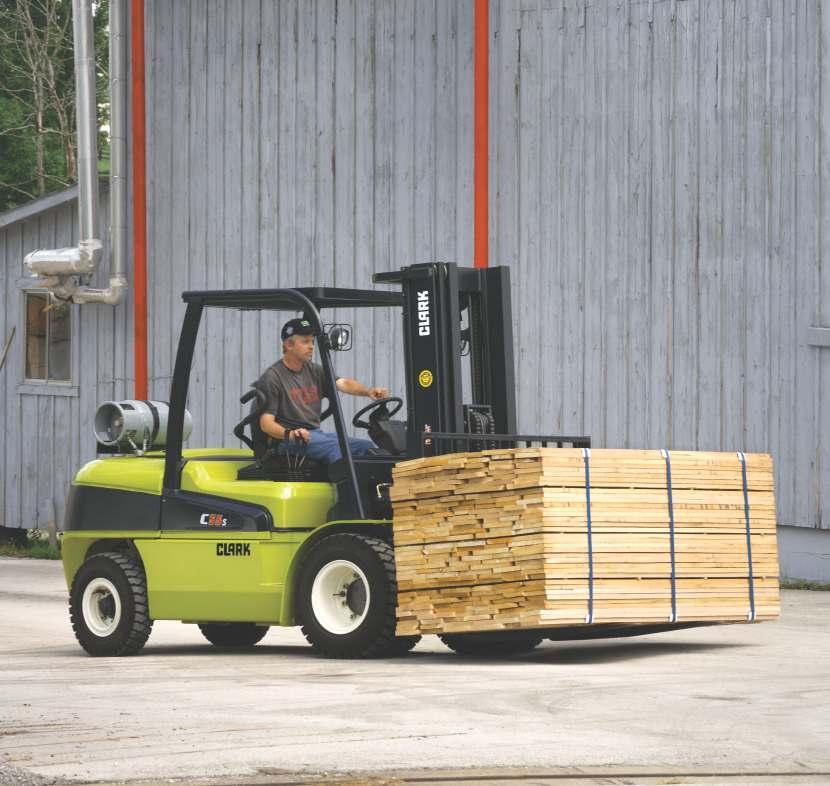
[
  {"x1": 69, "y1": 552, "x2": 153, "y2": 657},
  {"x1": 198, "y1": 623, "x2": 269, "y2": 647},
  {"x1": 297, "y1": 533, "x2": 419, "y2": 658}
]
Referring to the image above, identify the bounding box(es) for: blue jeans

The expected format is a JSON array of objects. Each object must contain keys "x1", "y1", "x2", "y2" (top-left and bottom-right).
[{"x1": 277, "y1": 428, "x2": 375, "y2": 464}]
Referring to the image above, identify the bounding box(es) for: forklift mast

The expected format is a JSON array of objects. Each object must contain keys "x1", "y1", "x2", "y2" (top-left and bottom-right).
[{"x1": 374, "y1": 263, "x2": 517, "y2": 455}]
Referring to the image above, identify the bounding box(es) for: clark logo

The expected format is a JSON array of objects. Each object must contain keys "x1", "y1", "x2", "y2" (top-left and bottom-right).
[
  {"x1": 200, "y1": 513, "x2": 228, "y2": 528},
  {"x1": 418, "y1": 369, "x2": 433, "y2": 388},
  {"x1": 216, "y1": 543, "x2": 251, "y2": 557},
  {"x1": 417, "y1": 290, "x2": 430, "y2": 336}
]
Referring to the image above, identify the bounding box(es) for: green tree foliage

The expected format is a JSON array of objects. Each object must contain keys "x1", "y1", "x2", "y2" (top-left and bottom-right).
[{"x1": 0, "y1": 0, "x2": 109, "y2": 213}]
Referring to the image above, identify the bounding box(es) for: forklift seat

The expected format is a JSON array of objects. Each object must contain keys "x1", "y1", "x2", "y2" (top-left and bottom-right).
[
  {"x1": 233, "y1": 383, "x2": 328, "y2": 481},
  {"x1": 233, "y1": 385, "x2": 269, "y2": 459}
]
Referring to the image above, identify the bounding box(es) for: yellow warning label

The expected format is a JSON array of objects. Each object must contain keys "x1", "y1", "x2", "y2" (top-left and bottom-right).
[{"x1": 418, "y1": 369, "x2": 434, "y2": 389}]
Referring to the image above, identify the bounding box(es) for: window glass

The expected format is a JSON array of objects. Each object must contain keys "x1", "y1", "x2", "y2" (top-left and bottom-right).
[
  {"x1": 24, "y1": 293, "x2": 71, "y2": 383},
  {"x1": 48, "y1": 303, "x2": 71, "y2": 381},
  {"x1": 25, "y1": 293, "x2": 48, "y2": 380}
]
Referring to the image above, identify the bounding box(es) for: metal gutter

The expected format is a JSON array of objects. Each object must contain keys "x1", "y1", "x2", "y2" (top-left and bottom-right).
[{"x1": 131, "y1": 0, "x2": 148, "y2": 397}]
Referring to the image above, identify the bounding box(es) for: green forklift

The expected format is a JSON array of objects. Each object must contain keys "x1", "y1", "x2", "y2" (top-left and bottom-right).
[{"x1": 62, "y1": 263, "x2": 589, "y2": 658}]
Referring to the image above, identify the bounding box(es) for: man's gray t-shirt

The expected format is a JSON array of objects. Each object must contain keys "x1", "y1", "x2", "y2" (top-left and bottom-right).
[{"x1": 256, "y1": 360, "x2": 329, "y2": 430}]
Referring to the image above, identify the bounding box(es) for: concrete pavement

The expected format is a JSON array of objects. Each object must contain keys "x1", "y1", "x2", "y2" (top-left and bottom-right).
[{"x1": 0, "y1": 557, "x2": 828, "y2": 785}]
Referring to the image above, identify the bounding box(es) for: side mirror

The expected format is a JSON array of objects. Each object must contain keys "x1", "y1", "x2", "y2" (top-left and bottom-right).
[{"x1": 326, "y1": 324, "x2": 352, "y2": 351}]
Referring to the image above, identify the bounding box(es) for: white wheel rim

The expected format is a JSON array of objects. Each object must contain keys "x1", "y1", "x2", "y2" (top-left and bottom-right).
[
  {"x1": 81, "y1": 578, "x2": 122, "y2": 637},
  {"x1": 311, "y1": 559, "x2": 371, "y2": 635}
]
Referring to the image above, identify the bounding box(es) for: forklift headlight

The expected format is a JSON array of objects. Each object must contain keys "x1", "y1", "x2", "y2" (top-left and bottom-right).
[{"x1": 94, "y1": 400, "x2": 192, "y2": 453}]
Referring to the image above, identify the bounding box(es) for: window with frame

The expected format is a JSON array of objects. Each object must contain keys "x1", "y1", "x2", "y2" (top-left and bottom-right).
[{"x1": 24, "y1": 292, "x2": 71, "y2": 382}]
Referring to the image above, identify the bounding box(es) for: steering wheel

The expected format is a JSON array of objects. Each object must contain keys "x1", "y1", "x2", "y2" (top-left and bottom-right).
[{"x1": 352, "y1": 396, "x2": 403, "y2": 430}]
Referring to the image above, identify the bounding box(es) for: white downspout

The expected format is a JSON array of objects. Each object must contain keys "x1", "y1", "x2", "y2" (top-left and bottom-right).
[{"x1": 24, "y1": 0, "x2": 128, "y2": 306}]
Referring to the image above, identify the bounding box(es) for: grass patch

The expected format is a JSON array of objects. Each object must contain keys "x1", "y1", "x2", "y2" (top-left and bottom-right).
[
  {"x1": 780, "y1": 578, "x2": 830, "y2": 591},
  {"x1": 0, "y1": 530, "x2": 61, "y2": 560}
]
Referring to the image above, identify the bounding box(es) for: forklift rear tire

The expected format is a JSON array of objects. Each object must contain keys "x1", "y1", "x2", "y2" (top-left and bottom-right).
[
  {"x1": 439, "y1": 631, "x2": 543, "y2": 656},
  {"x1": 198, "y1": 623, "x2": 269, "y2": 647},
  {"x1": 297, "y1": 533, "x2": 420, "y2": 658},
  {"x1": 69, "y1": 552, "x2": 153, "y2": 657}
]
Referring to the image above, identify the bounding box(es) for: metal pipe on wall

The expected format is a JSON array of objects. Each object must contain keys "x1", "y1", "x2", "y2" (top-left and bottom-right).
[
  {"x1": 73, "y1": 0, "x2": 99, "y2": 252},
  {"x1": 23, "y1": 0, "x2": 127, "y2": 306},
  {"x1": 68, "y1": 0, "x2": 128, "y2": 305},
  {"x1": 109, "y1": 0, "x2": 128, "y2": 288}
]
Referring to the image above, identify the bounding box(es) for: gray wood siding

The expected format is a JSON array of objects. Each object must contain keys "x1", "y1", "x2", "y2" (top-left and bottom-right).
[
  {"x1": 0, "y1": 188, "x2": 134, "y2": 532},
  {"x1": 1, "y1": 0, "x2": 827, "y2": 531},
  {"x1": 487, "y1": 0, "x2": 828, "y2": 528},
  {"x1": 144, "y1": 0, "x2": 476, "y2": 447}
]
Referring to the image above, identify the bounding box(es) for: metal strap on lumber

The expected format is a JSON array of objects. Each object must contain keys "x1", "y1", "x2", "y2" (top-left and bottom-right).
[
  {"x1": 660, "y1": 449, "x2": 679, "y2": 623},
  {"x1": 737, "y1": 451, "x2": 757, "y2": 622},
  {"x1": 582, "y1": 447, "x2": 595, "y2": 624}
]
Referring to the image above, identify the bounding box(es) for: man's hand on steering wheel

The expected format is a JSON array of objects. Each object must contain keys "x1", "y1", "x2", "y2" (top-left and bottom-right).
[
  {"x1": 286, "y1": 427, "x2": 310, "y2": 444},
  {"x1": 367, "y1": 387, "x2": 388, "y2": 400}
]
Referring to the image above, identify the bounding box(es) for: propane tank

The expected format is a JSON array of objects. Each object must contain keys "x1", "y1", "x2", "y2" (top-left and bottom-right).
[{"x1": 94, "y1": 400, "x2": 192, "y2": 453}]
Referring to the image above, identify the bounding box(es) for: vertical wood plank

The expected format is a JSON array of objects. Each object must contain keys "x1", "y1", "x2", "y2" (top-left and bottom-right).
[
  {"x1": 456, "y1": 0, "x2": 475, "y2": 267},
  {"x1": 558, "y1": 2, "x2": 586, "y2": 437},
  {"x1": 20, "y1": 394, "x2": 38, "y2": 529},
  {"x1": 372, "y1": 0, "x2": 404, "y2": 403},
  {"x1": 794, "y1": 0, "x2": 821, "y2": 526},
  {"x1": 352, "y1": 0, "x2": 376, "y2": 431},
  {"x1": 258, "y1": 0, "x2": 281, "y2": 369},
  {"x1": 597, "y1": 1, "x2": 627, "y2": 448},
  {"x1": 221, "y1": 0, "x2": 244, "y2": 444},
  {"x1": 695, "y1": 0, "x2": 723, "y2": 452},
  {"x1": 647, "y1": 0, "x2": 672, "y2": 449},
  {"x1": 669, "y1": 0, "x2": 700, "y2": 451},
  {"x1": 820, "y1": 0, "x2": 830, "y2": 528},
  {"x1": 202, "y1": 0, "x2": 226, "y2": 448},
  {"x1": 413, "y1": 0, "x2": 436, "y2": 264},
  {"x1": 719, "y1": 0, "x2": 746, "y2": 455},
  {"x1": 239, "y1": 0, "x2": 263, "y2": 419},
  {"x1": 493, "y1": 0, "x2": 520, "y2": 273},
  {"x1": 582, "y1": 0, "x2": 606, "y2": 445},
  {"x1": 186, "y1": 0, "x2": 208, "y2": 447},
  {"x1": 147, "y1": 0, "x2": 173, "y2": 402},
  {"x1": 435, "y1": 0, "x2": 458, "y2": 262},
  {"x1": 0, "y1": 232, "x2": 6, "y2": 525},
  {"x1": 516, "y1": 6, "x2": 540, "y2": 434},
  {"x1": 5, "y1": 227, "x2": 23, "y2": 527}
]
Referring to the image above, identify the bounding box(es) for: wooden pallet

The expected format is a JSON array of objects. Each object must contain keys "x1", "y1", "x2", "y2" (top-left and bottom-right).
[{"x1": 391, "y1": 448, "x2": 780, "y2": 636}]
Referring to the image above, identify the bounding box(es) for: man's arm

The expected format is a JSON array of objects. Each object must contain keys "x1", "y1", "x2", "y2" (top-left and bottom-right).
[
  {"x1": 258, "y1": 372, "x2": 309, "y2": 442},
  {"x1": 335, "y1": 377, "x2": 388, "y2": 400},
  {"x1": 259, "y1": 413, "x2": 309, "y2": 443}
]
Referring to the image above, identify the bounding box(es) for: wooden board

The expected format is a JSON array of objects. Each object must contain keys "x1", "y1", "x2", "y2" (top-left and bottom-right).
[{"x1": 391, "y1": 448, "x2": 780, "y2": 635}]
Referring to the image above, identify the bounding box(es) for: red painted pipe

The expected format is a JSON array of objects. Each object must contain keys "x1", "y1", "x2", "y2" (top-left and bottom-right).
[
  {"x1": 473, "y1": 0, "x2": 489, "y2": 269},
  {"x1": 131, "y1": 0, "x2": 148, "y2": 398}
]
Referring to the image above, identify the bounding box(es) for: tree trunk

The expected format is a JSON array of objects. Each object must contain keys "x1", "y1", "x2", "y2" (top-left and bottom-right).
[{"x1": 33, "y1": 73, "x2": 45, "y2": 196}]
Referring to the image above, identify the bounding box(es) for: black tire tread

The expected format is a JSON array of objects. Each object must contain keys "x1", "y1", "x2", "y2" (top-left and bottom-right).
[
  {"x1": 69, "y1": 551, "x2": 152, "y2": 657},
  {"x1": 298, "y1": 533, "x2": 420, "y2": 658},
  {"x1": 198, "y1": 622, "x2": 269, "y2": 647},
  {"x1": 439, "y1": 630, "x2": 543, "y2": 656}
]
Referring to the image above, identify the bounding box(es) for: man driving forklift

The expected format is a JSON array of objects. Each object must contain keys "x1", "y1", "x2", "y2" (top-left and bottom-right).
[{"x1": 257, "y1": 318, "x2": 389, "y2": 464}]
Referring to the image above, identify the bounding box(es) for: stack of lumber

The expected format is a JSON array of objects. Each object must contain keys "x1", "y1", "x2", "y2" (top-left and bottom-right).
[{"x1": 391, "y1": 449, "x2": 779, "y2": 636}]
